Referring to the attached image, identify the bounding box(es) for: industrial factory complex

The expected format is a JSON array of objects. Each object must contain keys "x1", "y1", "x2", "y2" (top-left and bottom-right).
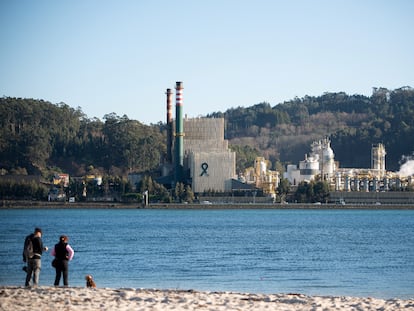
[
  {"x1": 158, "y1": 82, "x2": 414, "y2": 204},
  {"x1": 284, "y1": 139, "x2": 395, "y2": 192},
  {"x1": 159, "y1": 82, "x2": 237, "y2": 193}
]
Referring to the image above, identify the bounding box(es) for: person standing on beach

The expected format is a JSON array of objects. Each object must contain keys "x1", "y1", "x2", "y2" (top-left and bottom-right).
[
  {"x1": 23, "y1": 227, "x2": 48, "y2": 287},
  {"x1": 51, "y1": 235, "x2": 74, "y2": 286}
]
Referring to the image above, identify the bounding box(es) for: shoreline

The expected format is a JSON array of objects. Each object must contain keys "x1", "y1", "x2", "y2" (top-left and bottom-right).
[
  {"x1": 2, "y1": 200, "x2": 414, "y2": 210},
  {"x1": 0, "y1": 286, "x2": 413, "y2": 311}
]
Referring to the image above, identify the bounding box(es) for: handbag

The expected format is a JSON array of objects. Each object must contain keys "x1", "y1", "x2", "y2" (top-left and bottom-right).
[{"x1": 52, "y1": 258, "x2": 57, "y2": 268}]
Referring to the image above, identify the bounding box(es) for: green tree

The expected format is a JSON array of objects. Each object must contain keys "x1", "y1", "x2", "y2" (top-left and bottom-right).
[
  {"x1": 139, "y1": 175, "x2": 171, "y2": 203},
  {"x1": 294, "y1": 180, "x2": 330, "y2": 203},
  {"x1": 294, "y1": 181, "x2": 313, "y2": 203},
  {"x1": 174, "y1": 182, "x2": 186, "y2": 203},
  {"x1": 313, "y1": 181, "x2": 330, "y2": 203},
  {"x1": 183, "y1": 185, "x2": 195, "y2": 203},
  {"x1": 230, "y1": 145, "x2": 261, "y2": 173},
  {"x1": 277, "y1": 178, "x2": 290, "y2": 202}
]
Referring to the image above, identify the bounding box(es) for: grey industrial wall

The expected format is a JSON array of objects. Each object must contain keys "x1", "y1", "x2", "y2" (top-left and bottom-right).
[
  {"x1": 183, "y1": 118, "x2": 224, "y2": 141},
  {"x1": 189, "y1": 151, "x2": 236, "y2": 193},
  {"x1": 171, "y1": 117, "x2": 236, "y2": 192}
]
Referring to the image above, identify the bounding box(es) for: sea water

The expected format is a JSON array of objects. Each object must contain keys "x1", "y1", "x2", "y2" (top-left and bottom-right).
[{"x1": 0, "y1": 208, "x2": 413, "y2": 299}]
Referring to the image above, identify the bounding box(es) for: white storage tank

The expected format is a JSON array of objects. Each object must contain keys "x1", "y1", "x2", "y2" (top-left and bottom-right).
[
  {"x1": 299, "y1": 155, "x2": 319, "y2": 181},
  {"x1": 322, "y1": 145, "x2": 335, "y2": 176}
]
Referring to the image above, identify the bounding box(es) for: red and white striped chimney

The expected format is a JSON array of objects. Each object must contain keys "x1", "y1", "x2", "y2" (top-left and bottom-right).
[
  {"x1": 166, "y1": 88, "x2": 173, "y2": 125},
  {"x1": 175, "y1": 81, "x2": 184, "y2": 183}
]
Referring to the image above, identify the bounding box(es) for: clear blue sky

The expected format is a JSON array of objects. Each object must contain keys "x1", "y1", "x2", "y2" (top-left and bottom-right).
[{"x1": 1, "y1": 0, "x2": 413, "y2": 125}]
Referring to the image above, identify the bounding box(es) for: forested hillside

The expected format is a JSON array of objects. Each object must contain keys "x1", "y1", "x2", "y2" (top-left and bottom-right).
[
  {"x1": 1, "y1": 86, "x2": 413, "y2": 179},
  {"x1": 0, "y1": 98, "x2": 165, "y2": 177}
]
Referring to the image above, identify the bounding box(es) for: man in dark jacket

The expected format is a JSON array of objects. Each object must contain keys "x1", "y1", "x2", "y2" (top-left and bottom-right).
[{"x1": 23, "y1": 227, "x2": 48, "y2": 287}]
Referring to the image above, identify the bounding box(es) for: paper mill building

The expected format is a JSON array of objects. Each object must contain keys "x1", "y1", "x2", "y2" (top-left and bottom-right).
[
  {"x1": 160, "y1": 82, "x2": 237, "y2": 193},
  {"x1": 181, "y1": 117, "x2": 236, "y2": 193}
]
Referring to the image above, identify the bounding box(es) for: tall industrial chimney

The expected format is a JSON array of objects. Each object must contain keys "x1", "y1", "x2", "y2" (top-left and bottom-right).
[
  {"x1": 175, "y1": 81, "x2": 184, "y2": 184},
  {"x1": 166, "y1": 88, "x2": 173, "y2": 163}
]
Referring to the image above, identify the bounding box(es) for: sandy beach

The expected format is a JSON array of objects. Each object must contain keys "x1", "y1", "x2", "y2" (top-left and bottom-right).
[{"x1": 0, "y1": 286, "x2": 413, "y2": 311}]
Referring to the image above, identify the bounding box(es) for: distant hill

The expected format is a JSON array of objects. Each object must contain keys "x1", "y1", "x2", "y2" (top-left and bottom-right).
[{"x1": 1, "y1": 86, "x2": 413, "y2": 177}]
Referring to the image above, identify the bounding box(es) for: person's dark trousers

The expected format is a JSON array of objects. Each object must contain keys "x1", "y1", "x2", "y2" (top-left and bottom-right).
[{"x1": 54, "y1": 260, "x2": 69, "y2": 286}]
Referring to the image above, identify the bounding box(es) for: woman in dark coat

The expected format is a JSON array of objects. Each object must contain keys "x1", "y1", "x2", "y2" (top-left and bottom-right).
[{"x1": 51, "y1": 235, "x2": 74, "y2": 286}]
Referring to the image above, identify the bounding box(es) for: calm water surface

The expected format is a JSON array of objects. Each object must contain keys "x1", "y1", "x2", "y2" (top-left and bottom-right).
[{"x1": 0, "y1": 208, "x2": 413, "y2": 299}]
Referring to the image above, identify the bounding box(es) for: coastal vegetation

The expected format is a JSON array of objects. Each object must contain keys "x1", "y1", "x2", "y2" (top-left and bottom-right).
[{"x1": 1, "y1": 86, "x2": 414, "y2": 202}]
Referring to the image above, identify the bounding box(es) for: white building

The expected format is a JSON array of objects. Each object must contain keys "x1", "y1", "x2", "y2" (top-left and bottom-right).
[{"x1": 284, "y1": 138, "x2": 335, "y2": 184}]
